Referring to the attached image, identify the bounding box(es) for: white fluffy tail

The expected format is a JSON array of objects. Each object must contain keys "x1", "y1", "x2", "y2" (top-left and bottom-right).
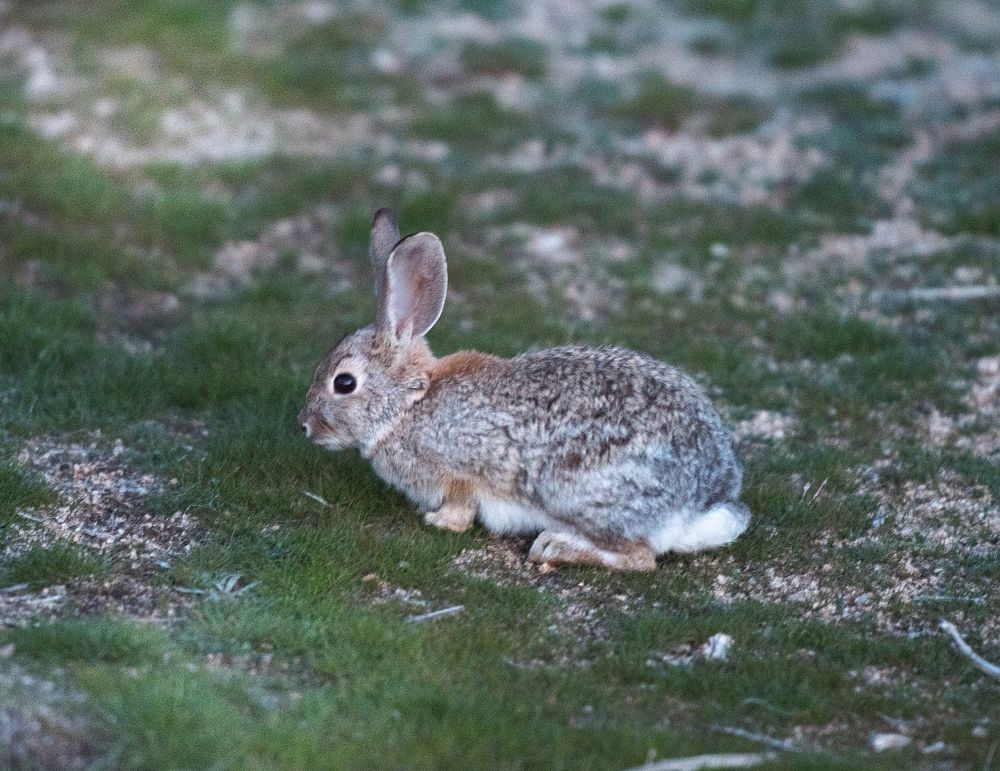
[{"x1": 650, "y1": 503, "x2": 750, "y2": 555}]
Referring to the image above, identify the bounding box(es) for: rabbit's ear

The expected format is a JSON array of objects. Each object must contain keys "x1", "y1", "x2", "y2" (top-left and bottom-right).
[
  {"x1": 382, "y1": 232, "x2": 447, "y2": 343},
  {"x1": 370, "y1": 208, "x2": 400, "y2": 313}
]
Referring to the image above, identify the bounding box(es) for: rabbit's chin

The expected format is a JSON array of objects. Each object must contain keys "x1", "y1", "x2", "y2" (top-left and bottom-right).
[{"x1": 312, "y1": 432, "x2": 354, "y2": 452}]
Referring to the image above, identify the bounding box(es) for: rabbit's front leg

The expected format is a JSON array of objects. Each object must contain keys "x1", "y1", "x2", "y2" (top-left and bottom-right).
[
  {"x1": 423, "y1": 479, "x2": 476, "y2": 532},
  {"x1": 424, "y1": 503, "x2": 475, "y2": 532}
]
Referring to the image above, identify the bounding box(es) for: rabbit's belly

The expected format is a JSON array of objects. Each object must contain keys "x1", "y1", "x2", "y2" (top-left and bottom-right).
[{"x1": 477, "y1": 496, "x2": 551, "y2": 535}]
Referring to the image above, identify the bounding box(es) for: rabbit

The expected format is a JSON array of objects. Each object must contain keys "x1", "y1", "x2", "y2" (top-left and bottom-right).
[{"x1": 298, "y1": 208, "x2": 750, "y2": 571}]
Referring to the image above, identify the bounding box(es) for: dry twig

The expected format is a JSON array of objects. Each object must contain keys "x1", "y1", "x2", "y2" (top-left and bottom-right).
[
  {"x1": 808, "y1": 478, "x2": 828, "y2": 506},
  {"x1": 406, "y1": 605, "x2": 464, "y2": 623},
  {"x1": 707, "y1": 725, "x2": 801, "y2": 753},
  {"x1": 623, "y1": 752, "x2": 777, "y2": 771},
  {"x1": 302, "y1": 490, "x2": 331, "y2": 507},
  {"x1": 940, "y1": 620, "x2": 1000, "y2": 682},
  {"x1": 875, "y1": 285, "x2": 1000, "y2": 303}
]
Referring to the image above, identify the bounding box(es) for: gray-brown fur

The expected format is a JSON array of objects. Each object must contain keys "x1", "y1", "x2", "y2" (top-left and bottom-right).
[{"x1": 299, "y1": 209, "x2": 750, "y2": 571}]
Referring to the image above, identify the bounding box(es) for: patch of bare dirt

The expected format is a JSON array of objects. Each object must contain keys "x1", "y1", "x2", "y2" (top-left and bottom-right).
[
  {"x1": 2, "y1": 25, "x2": 375, "y2": 168},
  {"x1": 650, "y1": 261, "x2": 703, "y2": 300},
  {"x1": 735, "y1": 410, "x2": 796, "y2": 441},
  {"x1": 35, "y1": 90, "x2": 374, "y2": 169},
  {"x1": 791, "y1": 108, "x2": 1000, "y2": 287},
  {"x1": 362, "y1": 573, "x2": 428, "y2": 610},
  {"x1": 0, "y1": 26, "x2": 83, "y2": 100},
  {"x1": 616, "y1": 117, "x2": 829, "y2": 207},
  {"x1": 1, "y1": 434, "x2": 198, "y2": 628},
  {"x1": 392, "y1": 0, "x2": 778, "y2": 100},
  {"x1": 705, "y1": 465, "x2": 999, "y2": 636},
  {"x1": 483, "y1": 223, "x2": 629, "y2": 321},
  {"x1": 188, "y1": 205, "x2": 354, "y2": 299},
  {"x1": 798, "y1": 218, "x2": 957, "y2": 273},
  {"x1": 0, "y1": 661, "x2": 103, "y2": 770},
  {"x1": 869, "y1": 469, "x2": 999, "y2": 550},
  {"x1": 453, "y1": 536, "x2": 644, "y2": 648},
  {"x1": 646, "y1": 631, "x2": 733, "y2": 668},
  {"x1": 480, "y1": 118, "x2": 828, "y2": 211},
  {"x1": 94, "y1": 282, "x2": 185, "y2": 351},
  {"x1": 797, "y1": 31, "x2": 954, "y2": 85},
  {"x1": 913, "y1": 356, "x2": 1000, "y2": 459}
]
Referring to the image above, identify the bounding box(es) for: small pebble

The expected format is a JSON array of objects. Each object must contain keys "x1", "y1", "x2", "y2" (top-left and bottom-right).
[{"x1": 870, "y1": 732, "x2": 912, "y2": 752}]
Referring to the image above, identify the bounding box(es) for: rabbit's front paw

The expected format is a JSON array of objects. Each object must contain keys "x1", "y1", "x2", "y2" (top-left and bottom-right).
[{"x1": 424, "y1": 504, "x2": 474, "y2": 533}]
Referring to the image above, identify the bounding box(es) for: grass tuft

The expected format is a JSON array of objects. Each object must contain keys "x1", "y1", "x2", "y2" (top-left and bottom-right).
[
  {"x1": 0, "y1": 463, "x2": 56, "y2": 529},
  {"x1": 1, "y1": 542, "x2": 106, "y2": 588},
  {"x1": 460, "y1": 38, "x2": 549, "y2": 79},
  {"x1": 4, "y1": 617, "x2": 171, "y2": 664}
]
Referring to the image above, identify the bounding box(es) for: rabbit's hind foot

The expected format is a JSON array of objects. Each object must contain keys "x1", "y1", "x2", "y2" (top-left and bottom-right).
[{"x1": 528, "y1": 530, "x2": 655, "y2": 572}]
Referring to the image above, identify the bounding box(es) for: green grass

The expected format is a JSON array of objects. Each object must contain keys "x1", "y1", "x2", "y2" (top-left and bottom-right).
[
  {"x1": 681, "y1": 0, "x2": 924, "y2": 68},
  {"x1": 258, "y1": 12, "x2": 391, "y2": 111},
  {"x1": 789, "y1": 85, "x2": 911, "y2": 230},
  {"x1": 0, "y1": 117, "x2": 233, "y2": 275},
  {"x1": 1, "y1": 542, "x2": 106, "y2": 588},
  {"x1": 913, "y1": 128, "x2": 1000, "y2": 237},
  {"x1": 409, "y1": 91, "x2": 545, "y2": 152},
  {"x1": 1, "y1": 0, "x2": 998, "y2": 767},
  {"x1": 610, "y1": 72, "x2": 698, "y2": 131},
  {"x1": 0, "y1": 462, "x2": 56, "y2": 528},
  {"x1": 460, "y1": 38, "x2": 549, "y2": 79},
  {"x1": 3, "y1": 616, "x2": 170, "y2": 662}
]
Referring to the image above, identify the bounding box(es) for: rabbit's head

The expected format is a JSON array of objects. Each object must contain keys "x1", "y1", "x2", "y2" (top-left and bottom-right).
[{"x1": 298, "y1": 209, "x2": 447, "y2": 453}]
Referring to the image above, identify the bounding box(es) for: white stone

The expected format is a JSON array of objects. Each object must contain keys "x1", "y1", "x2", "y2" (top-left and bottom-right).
[
  {"x1": 870, "y1": 733, "x2": 912, "y2": 752},
  {"x1": 700, "y1": 633, "x2": 733, "y2": 661}
]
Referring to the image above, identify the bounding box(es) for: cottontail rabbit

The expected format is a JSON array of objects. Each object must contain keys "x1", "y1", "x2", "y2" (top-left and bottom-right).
[{"x1": 300, "y1": 209, "x2": 749, "y2": 571}]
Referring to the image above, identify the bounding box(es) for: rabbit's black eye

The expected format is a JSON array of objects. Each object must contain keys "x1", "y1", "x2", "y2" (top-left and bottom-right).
[{"x1": 333, "y1": 373, "x2": 357, "y2": 394}]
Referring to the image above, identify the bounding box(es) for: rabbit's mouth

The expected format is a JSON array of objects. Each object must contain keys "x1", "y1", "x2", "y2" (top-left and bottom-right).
[
  {"x1": 310, "y1": 423, "x2": 353, "y2": 451},
  {"x1": 301, "y1": 414, "x2": 351, "y2": 451}
]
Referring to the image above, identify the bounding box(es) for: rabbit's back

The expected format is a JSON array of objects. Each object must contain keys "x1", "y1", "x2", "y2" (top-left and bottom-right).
[{"x1": 407, "y1": 345, "x2": 741, "y2": 519}]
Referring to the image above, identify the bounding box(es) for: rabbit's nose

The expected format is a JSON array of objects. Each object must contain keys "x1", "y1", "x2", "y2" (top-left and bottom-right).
[{"x1": 298, "y1": 412, "x2": 312, "y2": 438}]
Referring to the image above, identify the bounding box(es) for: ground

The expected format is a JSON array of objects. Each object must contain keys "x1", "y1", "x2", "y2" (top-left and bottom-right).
[{"x1": 0, "y1": 0, "x2": 999, "y2": 768}]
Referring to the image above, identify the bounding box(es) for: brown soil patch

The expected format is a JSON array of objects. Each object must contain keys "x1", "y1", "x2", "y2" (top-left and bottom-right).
[
  {"x1": 1, "y1": 24, "x2": 375, "y2": 169},
  {"x1": 189, "y1": 205, "x2": 355, "y2": 299},
  {"x1": 705, "y1": 466, "x2": 999, "y2": 636},
  {"x1": 0, "y1": 662, "x2": 102, "y2": 771},
  {"x1": 453, "y1": 535, "x2": 647, "y2": 649},
  {"x1": 94, "y1": 282, "x2": 185, "y2": 351},
  {"x1": 483, "y1": 223, "x2": 629, "y2": 321},
  {"x1": 2, "y1": 434, "x2": 198, "y2": 627}
]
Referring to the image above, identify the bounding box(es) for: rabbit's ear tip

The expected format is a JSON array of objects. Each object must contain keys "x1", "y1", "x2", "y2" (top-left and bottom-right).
[
  {"x1": 399, "y1": 231, "x2": 443, "y2": 249},
  {"x1": 373, "y1": 207, "x2": 397, "y2": 226},
  {"x1": 370, "y1": 207, "x2": 402, "y2": 273}
]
